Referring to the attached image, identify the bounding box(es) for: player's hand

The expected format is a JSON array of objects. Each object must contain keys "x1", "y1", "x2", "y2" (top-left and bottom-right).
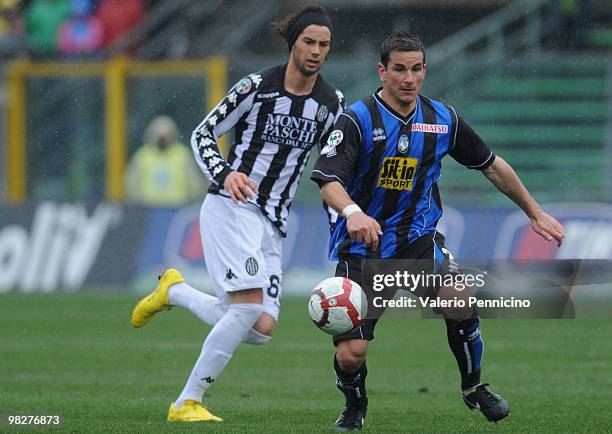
[
  {"x1": 224, "y1": 171, "x2": 258, "y2": 204},
  {"x1": 530, "y1": 210, "x2": 564, "y2": 246},
  {"x1": 347, "y1": 212, "x2": 383, "y2": 250}
]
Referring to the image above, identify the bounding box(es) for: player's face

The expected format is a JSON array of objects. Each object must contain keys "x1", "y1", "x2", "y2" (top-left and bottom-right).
[
  {"x1": 290, "y1": 25, "x2": 331, "y2": 77},
  {"x1": 378, "y1": 51, "x2": 426, "y2": 111}
]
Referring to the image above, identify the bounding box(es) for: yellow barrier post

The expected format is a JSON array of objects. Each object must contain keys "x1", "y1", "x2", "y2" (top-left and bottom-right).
[
  {"x1": 5, "y1": 61, "x2": 27, "y2": 203},
  {"x1": 4, "y1": 58, "x2": 227, "y2": 203},
  {"x1": 105, "y1": 58, "x2": 128, "y2": 202}
]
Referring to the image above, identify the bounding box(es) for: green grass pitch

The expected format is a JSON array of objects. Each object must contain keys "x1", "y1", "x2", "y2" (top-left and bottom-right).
[{"x1": 1, "y1": 293, "x2": 611, "y2": 433}]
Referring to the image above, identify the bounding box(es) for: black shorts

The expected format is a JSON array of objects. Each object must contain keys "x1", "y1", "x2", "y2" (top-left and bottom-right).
[{"x1": 332, "y1": 231, "x2": 456, "y2": 346}]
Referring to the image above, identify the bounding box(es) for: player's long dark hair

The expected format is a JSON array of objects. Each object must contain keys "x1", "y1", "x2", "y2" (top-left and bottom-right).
[
  {"x1": 380, "y1": 32, "x2": 426, "y2": 66},
  {"x1": 269, "y1": 4, "x2": 329, "y2": 43}
]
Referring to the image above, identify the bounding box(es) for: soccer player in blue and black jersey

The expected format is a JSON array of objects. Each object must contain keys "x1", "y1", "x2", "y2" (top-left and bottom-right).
[{"x1": 311, "y1": 32, "x2": 565, "y2": 431}]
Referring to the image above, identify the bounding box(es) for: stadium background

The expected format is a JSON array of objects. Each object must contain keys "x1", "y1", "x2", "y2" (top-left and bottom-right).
[{"x1": 1, "y1": 1, "x2": 611, "y2": 432}]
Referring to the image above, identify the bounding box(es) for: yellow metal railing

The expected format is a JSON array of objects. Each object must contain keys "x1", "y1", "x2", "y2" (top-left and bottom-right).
[{"x1": 4, "y1": 57, "x2": 227, "y2": 203}]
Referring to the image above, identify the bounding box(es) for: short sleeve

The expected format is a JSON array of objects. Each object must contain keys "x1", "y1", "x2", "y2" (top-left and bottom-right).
[
  {"x1": 449, "y1": 115, "x2": 495, "y2": 170},
  {"x1": 311, "y1": 110, "x2": 362, "y2": 187}
]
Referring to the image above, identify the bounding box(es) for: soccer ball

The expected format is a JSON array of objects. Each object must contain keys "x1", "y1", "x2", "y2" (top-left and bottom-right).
[{"x1": 308, "y1": 277, "x2": 367, "y2": 336}]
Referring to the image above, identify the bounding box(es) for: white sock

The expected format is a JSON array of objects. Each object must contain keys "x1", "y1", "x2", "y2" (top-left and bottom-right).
[
  {"x1": 168, "y1": 282, "x2": 273, "y2": 345},
  {"x1": 175, "y1": 303, "x2": 263, "y2": 407},
  {"x1": 243, "y1": 328, "x2": 272, "y2": 345},
  {"x1": 168, "y1": 282, "x2": 225, "y2": 326}
]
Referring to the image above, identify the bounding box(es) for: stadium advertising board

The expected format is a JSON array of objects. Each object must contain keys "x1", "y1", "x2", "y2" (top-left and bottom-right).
[
  {"x1": 0, "y1": 202, "x2": 147, "y2": 293},
  {"x1": 494, "y1": 203, "x2": 612, "y2": 260},
  {"x1": 1, "y1": 202, "x2": 611, "y2": 293}
]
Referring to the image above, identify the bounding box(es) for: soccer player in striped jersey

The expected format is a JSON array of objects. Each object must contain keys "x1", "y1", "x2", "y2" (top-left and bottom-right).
[
  {"x1": 312, "y1": 32, "x2": 565, "y2": 431},
  {"x1": 130, "y1": 5, "x2": 344, "y2": 423}
]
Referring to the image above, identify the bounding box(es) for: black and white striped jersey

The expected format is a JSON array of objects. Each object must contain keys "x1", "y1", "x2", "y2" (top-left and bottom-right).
[{"x1": 191, "y1": 64, "x2": 345, "y2": 236}]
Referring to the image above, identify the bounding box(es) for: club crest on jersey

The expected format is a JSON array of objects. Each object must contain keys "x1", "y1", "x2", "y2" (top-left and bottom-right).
[
  {"x1": 397, "y1": 134, "x2": 410, "y2": 153},
  {"x1": 373, "y1": 128, "x2": 386, "y2": 142},
  {"x1": 322, "y1": 130, "x2": 343, "y2": 157},
  {"x1": 236, "y1": 78, "x2": 252, "y2": 94},
  {"x1": 317, "y1": 105, "x2": 329, "y2": 122},
  {"x1": 245, "y1": 257, "x2": 259, "y2": 276}
]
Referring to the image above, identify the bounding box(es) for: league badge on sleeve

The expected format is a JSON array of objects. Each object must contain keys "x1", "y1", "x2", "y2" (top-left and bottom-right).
[
  {"x1": 321, "y1": 130, "x2": 343, "y2": 157},
  {"x1": 236, "y1": 78, "x2": 252, "y2": 94}
]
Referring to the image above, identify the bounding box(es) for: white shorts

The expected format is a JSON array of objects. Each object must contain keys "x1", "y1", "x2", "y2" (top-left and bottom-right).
[{"x1": 200, "y1": 194, "x2": 283, "y2": 321}]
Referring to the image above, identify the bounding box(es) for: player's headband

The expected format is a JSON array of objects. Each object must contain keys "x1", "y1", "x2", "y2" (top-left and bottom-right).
[{"x1": 287, "y1": 10, "x2": 333, "y2": 50}]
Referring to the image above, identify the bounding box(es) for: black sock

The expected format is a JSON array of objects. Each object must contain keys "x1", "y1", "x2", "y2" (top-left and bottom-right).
[
  {"x1": 334, "y1": 355, "x2": 368, "y2": 408},
  {"x1": 445, "y1": 317, "x2": 484, "y2": 390}
]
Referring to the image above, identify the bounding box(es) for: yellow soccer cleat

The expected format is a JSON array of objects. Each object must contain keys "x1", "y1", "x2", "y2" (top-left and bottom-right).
[
  {"x1": 130, "y1": 269, "x2": 184, "y2": 328},
  {"x1": 167, "y1": 400, "x2": 223, "y2": 423}
]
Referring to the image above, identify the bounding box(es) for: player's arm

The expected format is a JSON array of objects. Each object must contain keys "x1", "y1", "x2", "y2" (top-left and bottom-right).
[
  {"x1": 448, "y1": 111, "x2": 564, "y2": 246},
  {"x1": 190, "y1": 75, "x2": 259, "y2": 204},
  {"x1": 319, "y1": 181, "x2": 383, "y2": 250},
  {"x1": 311, "y1": 111, "x2": 382, "y2": 250},
  {"x1": 317, "y1": 90, "x2": 347, "y2": 225},
  {"x1": 482, "y1": 157, "x2": 564, "y2": 246},
  {"x1": 319, "y1": 89, "x2": 346, "y2": 148}
]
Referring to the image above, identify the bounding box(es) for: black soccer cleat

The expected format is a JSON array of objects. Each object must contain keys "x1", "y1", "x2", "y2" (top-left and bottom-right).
[
  {"x1": 462, "y1": 383, "x2": 510, "y2": 422},
  {"x1": 335, "y1": 405, "x2": 367, "y2": 432}
]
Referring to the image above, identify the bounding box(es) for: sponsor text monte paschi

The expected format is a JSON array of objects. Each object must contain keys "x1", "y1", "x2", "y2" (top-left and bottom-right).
[{"x1": 261, "y1": 114, "x2": 318, "y2": 149}]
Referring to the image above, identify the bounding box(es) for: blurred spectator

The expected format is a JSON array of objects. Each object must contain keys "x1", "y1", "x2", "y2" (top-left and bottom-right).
[
  {"x1": 58, "y1": 0, "x2": 103, "y2": 58},
  {"x1": 125, "y1": 115, "x2": 205, "y2": 207},
  {"x1": 550, "y1": 0, "x2": 592, "y2": 50},
  {"x1": 0, "y1": 0, "x2": 23, "y2": 57},
  {"x1": 25, "y1": 0, "x2": 70, "y2": 58},
  {"x1": 95, "y1": 0, "x2": 146, "y2": 49}
]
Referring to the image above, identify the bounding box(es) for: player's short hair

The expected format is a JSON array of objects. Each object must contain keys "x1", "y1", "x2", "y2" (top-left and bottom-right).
[
  {"x1": 270, "y1": 4, "x2": 332, "y2": 49},
  {"x1": 380, "y1": 32, "x2": 426, "y2": 67}
]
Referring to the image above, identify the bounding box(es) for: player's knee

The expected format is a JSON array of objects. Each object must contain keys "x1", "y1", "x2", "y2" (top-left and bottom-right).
[
  {"x1": 252, "y1": 313, "x2": 277, "y2": 337},
  {"x1": 228, "y1": 302, "x2": 264, "y2": 329},
  {"x1": 336, "y1": 351, "x2": 364, "y2": 372},
  {"x1": 336, "y1": 342, "x2": 367, "y2": 372}
]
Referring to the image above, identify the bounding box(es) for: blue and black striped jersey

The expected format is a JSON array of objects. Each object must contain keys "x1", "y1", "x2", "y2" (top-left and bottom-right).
[{"x1": 311, "y1": 89, "x2": 495, "y2": 260}]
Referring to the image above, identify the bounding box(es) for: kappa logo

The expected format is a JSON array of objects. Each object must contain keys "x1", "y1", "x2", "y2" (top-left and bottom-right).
[
  {"x1": 257, "y1": 91, "x2": 280, "y2": 99},
  {"x1": 398, "y1": 134, "x2": 410, "y2": 153},
  {"x1": 317, "y1": 105, "x2": 329, "y2": 122},
  {"x1": 250, "y1": 74, "x2": 262, "y2": 87},
  {"x1": 236, "y1": 78, "x2": 252, "y2": 94},
  {"x1": 225, "y1": 268, "x2": 237, "y2": 280},
  {"x1": 335, "y1": 89, "x2": 344, "y2": 103},
  {"x1": 373, "y1": 128, "x2": 386, "y2": 142},
  {"x1": 245, "y1": 257, "x2": 259, "y2": 276},
  {"x1": 411, "y1": 123, "x2": 448, "y2": 134}
]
